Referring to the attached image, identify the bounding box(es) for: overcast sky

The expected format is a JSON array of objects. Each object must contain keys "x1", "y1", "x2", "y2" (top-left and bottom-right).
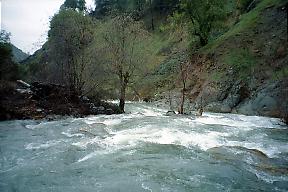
[{"x1": 1, "y1": 0, "x2": 95, "y2": 54}]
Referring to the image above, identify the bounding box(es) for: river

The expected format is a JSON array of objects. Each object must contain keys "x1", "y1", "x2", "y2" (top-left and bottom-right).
[{"x1": 0, "y1": 103, "x2": 287, "y2": 191}]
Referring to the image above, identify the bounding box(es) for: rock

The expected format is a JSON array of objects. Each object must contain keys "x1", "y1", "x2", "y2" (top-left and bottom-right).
[
  {"x1": 223, "y1": 81, "x2": 250, "y2": 109},
  {"x1": 16, "y1": 88, "x2": 32, "y2": 94},
  {"x1": 220, "y1": 105, "x2": 232, "y2": 113},
  {"x1": 89, "y1": 103, "x2": 96, "y2": 109},
  {"x1": 255, "y1": 164, "x2": 288, "y2": 175},
  {"x1": 0, "y1": 81, "x2": 122, "y2": 121},
  {"x1": 80, "y1": 123, "x2": 111, "y2": 138},
  {"x1": 166, "y1": 110, "x2": 176, "y2": 116},
  {"x1": 16, "y1": 80, "x2": 31, "y2": 88},
  {"x1": 80, "y1": 96, "x2": 90, "y2": 102},
  {"x1": 236, "y1": 80, "x2": 287, "y2": 117},
  {"x1": 254, "y1": 95, "x2": 277, "y2": 111},
  {"x1": 94, "y1": 106, "x2": 105, "y2": 114},
  {"x1": 90, "y1": 106, "x2": 98, "y2": 114},
  {"x1": 204, "y1": 102, "x2": 222, "y2": 113},
  {"x1": 105, "y1": 108, "x2": 114, "y2": 115},
  {"x1": 283, "y1": 114, "x2": 288, "y2": 124},
  {"x1": 234, "y1": 102, "x2": 255, "y2": 116},
  {"x1": 195, "y1": 108, "x2": 203, "y2": 116},
  {"x1": 198, "y1": 82, "x2": 221, "y2": 105},
  {"x1": 204, "y1": 102, "x2": 232, "y2": 113},
  {"x1": 143, "y1": 97, "x2": 151, "y2": 102},
  {"x1": 247, "y1": 148, "x2": 268, "y2": 158},
  {"x1": 45, "y1": 115, "x2": 63, "y2": 121}
]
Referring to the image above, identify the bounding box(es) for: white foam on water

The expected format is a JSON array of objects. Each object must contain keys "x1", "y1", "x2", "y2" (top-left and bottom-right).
[
  {"x1": 141, "y1": 183, "x2": 153, "y2": 192},
  {"x1": 72, "y1": 137, "x2": 101, "y2": 149},
  {"x1": 25, "y1": 122, "x2": 51, "y2": 130},
  {"x1": 25, "y1": 140, "x2": 61, "y2": 150},
  {"x1": 75, "y1": 123, "x2": 286, "y2": 160},
  {"x1": 76, "y1": 144, "x2": 135, "y2": 163},
  {"x1": 103, "y1": 118, "x2": 123, "y2": 126},
  {"x1": 77, "y1": 151, "x2": 106, "y2": 162},
  {"x1": 121, "y1": 112, "x2": 145, "y2": 119},
  {"x1": 195, "y1": 115, "x2": 254, "y2": 128},
  {"x1": 95, "y1": 125, "x2": 230, "y2": 151},
  {"x1": 127, "y1": 103, "x2": 167, "y2": 117},
  {"x1": 25, "y1": 119, "x2": 73, "y2": 130},
  {"x1": 83, "y1": 116, "x2": 104, "y2": 125},
  {"x1": 83, "y1": 116, "x2": 124, "y2": 126},
  {"x1": 106, "y1": 100, "x2": 119, "y2": 104},
  {"x1": 71, "y1": 104, "x2": 287, "y2": 166},
  {"x1": 195, "y1": 113, "x2": 284, "y2": 129},
  {"x1": 75, "y1": 125, "x2": 230, "y2": 163},
  {"x1": 141, "y1": 108, "x2": 163, "y2": 116},
  {"x1": 61, "y1": 131, "x2": 84, "y2": 138}
]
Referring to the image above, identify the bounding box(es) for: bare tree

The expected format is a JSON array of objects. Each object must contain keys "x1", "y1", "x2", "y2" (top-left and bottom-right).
[
  {"x1": 102, "y1": 14, "x2": 150, "y2": 112},
  {"x1": 178, "y1": 60, "x2": 190, "y2": 114},
  {"x1": 149, "y1": 0, "x2": 155, "y2": 30}
]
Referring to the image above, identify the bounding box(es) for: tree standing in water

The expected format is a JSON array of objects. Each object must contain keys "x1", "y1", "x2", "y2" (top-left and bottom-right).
[{"x1": 102, "y1": 15, "x2": 150, "y2": 112}]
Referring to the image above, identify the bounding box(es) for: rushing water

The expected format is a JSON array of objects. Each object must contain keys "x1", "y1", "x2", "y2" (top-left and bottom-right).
[{"x1": 0, "y1": 103, "x2": 287, "y2": 192}]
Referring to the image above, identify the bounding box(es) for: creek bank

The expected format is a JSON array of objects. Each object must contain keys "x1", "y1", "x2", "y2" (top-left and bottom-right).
[
  {"x1": 152, "y1": 79, "x2": 288, "y2": 123},
  {"x1": 149, "y1": 3, "x2": 288, "y2": 124},
  {"x1": 0, "y1": 81, "x2": 121, "y2": 121}
]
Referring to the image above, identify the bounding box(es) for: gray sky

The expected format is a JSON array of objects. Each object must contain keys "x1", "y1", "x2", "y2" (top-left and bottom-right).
[{"x1": 1, "y1": 0, "x2": 95, "y2": 54}]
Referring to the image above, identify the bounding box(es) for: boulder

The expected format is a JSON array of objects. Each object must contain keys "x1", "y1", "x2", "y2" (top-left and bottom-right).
[
  {"x1": 105, "y1": 108, "x2": 114, "y2": 115},
  {"x1": 236, "y1": 80, "x2": 287, "y2": 117},
  {"x1": 166, "y1": 110, "x2": 176, "y2": 116},
  {"x1": 204, "y1": 102, "x2": 232, "y2": 113},
  {"x1": 0, "y1": 81, "x2": 122, "y2": 121}
]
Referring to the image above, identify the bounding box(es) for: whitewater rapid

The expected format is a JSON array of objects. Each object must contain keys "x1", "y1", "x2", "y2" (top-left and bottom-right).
[{"x1": 0, "y1": 103, "x2": 287, "y2": 191}]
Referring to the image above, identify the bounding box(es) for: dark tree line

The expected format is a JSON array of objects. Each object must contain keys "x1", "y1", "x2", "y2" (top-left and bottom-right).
[
  {"x1": 93, "y1": 0, "x2": 180, "y2": 30},
  {"x1": 0, "y1": 31, "x2": 19, "y2": 81}
]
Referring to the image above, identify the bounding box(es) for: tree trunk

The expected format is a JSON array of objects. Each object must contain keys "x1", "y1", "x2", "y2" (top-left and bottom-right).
[
  {"x1": 179, "y1": 62, "x2": 187, "y2": 115},
  {"x1": 149, "y1": 0, "x2": 155, "y2": 31},
  {"x1": 286, "y1": 3, "x2": 288, "y2": 42},
  {"x1": 179, "y1": 88, "x2": 185, "y2": 114},
  {"x1": 199, "y1": 36, "x2": 208, "y2": 46},
  {"x1": 168, "y1": 90, "x2": 173, "y2": 110},
  {"x1": 119, "y1": 83, "x2": 126, "y2": 113},
  {"x1": 119, "y1": 74, "x2": 129, "y2": 113}
]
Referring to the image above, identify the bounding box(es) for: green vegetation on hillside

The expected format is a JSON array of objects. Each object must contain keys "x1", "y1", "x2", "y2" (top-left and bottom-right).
[
  {"x1": 20, "y1": 0, "x2": 287, "y2": 116},
  {"x1": 0, "y1": 30, "x2": 20, "y2": 81},
  {"x1": 11, "y1": 45, "x2": 29, "y2": 62}
]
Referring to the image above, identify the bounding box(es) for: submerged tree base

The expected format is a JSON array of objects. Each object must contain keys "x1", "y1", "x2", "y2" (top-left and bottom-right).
[{"x1": 0, "y1": 81, "x2": 122, "y2": 121}]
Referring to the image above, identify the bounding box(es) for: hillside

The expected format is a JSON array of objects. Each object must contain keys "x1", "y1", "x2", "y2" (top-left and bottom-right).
[
  {"x1": 11, "y1": 44, "x2": 29, "y2": 62},
  {"x1": 153, "y1": 0, "x2": 287, "y2": 119},
  {"x1": 197, "y1": 0, "x2": 287, "y2": 118},
  {"x1": 22, "y1": 0, "x2": 287, "y2": 120}
]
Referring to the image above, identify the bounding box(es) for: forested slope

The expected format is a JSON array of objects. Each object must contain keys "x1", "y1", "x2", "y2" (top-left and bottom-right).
[
  {"x1": 22, "y1": 0, "x2": 287, "y2": 119},
  {"x1": 11, "y1": 44, "x2": 29, "y2": 62},
  {"x1": 181, "y1": 0, "x2": 288, "y2": 118}
]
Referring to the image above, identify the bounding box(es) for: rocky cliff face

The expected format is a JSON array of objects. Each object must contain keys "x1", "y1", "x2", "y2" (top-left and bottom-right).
[{"x1": 191, "y1": 78, "x2": 287, "y2": 118}]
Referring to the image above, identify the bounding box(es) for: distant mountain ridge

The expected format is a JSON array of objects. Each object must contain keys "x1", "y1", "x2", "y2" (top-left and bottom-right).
[{"x1": 11, "y1": 45, "x2": 29, "y2": 62}]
